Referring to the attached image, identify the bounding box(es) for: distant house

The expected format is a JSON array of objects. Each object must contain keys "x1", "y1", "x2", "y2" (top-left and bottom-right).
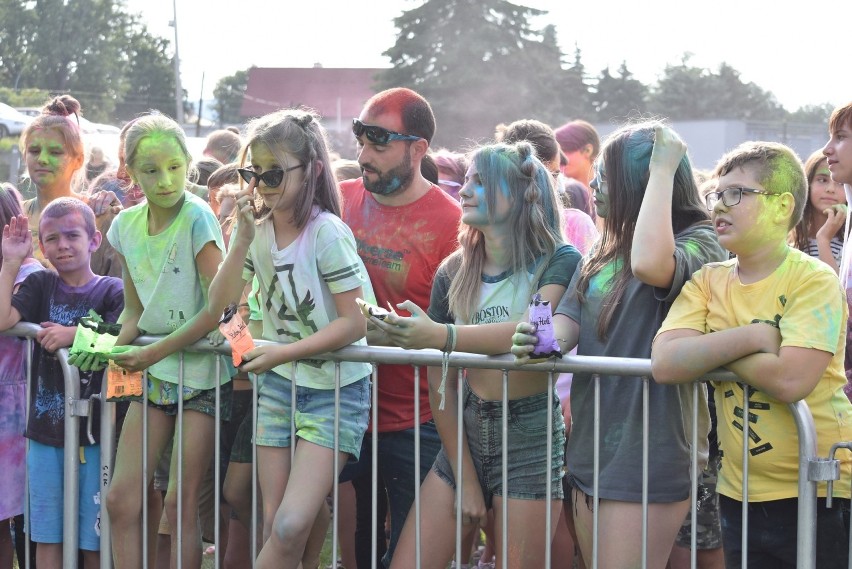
[{"x1": 240, "y1": 66, "x2": 384, "y2": 156}]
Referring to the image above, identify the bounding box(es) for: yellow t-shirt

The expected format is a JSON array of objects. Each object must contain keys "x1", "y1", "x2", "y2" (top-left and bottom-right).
[{"x1": 657, "y1": 248, "x2": 852, "y2": 501}]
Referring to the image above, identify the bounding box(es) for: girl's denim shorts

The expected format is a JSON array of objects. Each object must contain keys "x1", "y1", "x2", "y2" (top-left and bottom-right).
[
  {"x1": 433, "y1": 381, "x2": 565, "y2": 507},
  {"x1": 255, "y1": 371, "x2": 370, "y2": 460}
]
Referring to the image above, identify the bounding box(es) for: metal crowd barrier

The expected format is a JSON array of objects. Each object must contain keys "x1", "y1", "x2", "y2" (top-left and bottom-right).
[{"x1": 1, "y1": 325, "x2": 844, "y2": 569}]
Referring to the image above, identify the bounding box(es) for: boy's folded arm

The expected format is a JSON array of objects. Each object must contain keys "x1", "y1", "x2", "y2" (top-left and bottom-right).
[
  {"x1": 652, "y1": 323, "x2": 780, "y2": 384},
  {"x1": 724, "y1": 346, "x2": 832, "y2": 404}
]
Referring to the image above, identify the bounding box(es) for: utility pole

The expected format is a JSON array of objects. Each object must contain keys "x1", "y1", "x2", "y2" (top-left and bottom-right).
[
  {"x1": 170, "y1": 0, "x2": 184, "y2": 125},
  {"x1": 195, "y1": 73, "x2": 205, "y2": 137}
]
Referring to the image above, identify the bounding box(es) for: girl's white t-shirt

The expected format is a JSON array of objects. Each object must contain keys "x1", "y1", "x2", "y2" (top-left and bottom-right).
[{"x1": 242, "y1": 208, "x2": 374, "y2": 388}]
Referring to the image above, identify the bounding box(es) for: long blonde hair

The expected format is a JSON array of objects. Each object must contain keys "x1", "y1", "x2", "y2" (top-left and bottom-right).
[{"x1": 446, "y1": 142, "x2": 563, "y2": 322}]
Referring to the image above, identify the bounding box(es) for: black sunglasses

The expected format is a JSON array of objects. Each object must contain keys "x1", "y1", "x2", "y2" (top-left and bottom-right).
[
  {"x1": 352, "y1": 119, "x2": 421, "y2": 145},
  {"x1": 237, "y1": 165, "x2": 304, "y2": 188}
]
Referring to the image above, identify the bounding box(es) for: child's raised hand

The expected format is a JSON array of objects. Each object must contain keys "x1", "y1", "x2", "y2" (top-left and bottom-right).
[
  {"x1": 511, "y1": 322, "x2": 539, "y2": 364},
  {"x1": 233, "y1": 182, "x2": 257, "y2": 246},
  {"x1": 817, "y1": 203, "x2": 847, "y2": 244},
  {"x1": 2, "y1": 214, "x2": 32, "y2": 264},
  {"x1": 649, "y1": 124, "x2": 687, "y2": 174},
  {"x1": 368, "y1": 300, "x2": 442, "y2": 350},
  {"x1": 36, "y1": 322, "x2": 76, "y2": 353}
]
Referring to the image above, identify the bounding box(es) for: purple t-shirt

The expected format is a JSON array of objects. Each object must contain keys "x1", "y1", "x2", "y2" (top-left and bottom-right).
[{"x1": 12, "y1": 271, "x2": 123, "y2": 447}]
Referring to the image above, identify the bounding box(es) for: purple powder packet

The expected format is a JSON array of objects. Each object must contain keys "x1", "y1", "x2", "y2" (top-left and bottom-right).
[{"x1": 529, "y1": 293, "x2": 562, "y2": 362}]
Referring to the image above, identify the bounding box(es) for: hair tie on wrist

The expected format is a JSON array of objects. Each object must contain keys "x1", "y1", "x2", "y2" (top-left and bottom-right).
[{"x1": 438, "y1": 323, "x2": 457, "y2": 411}]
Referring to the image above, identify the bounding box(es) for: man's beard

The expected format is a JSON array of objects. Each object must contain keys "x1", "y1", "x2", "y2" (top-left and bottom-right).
[{"x1": 363, "y1": 153, "x2": 414, "y2": 196}]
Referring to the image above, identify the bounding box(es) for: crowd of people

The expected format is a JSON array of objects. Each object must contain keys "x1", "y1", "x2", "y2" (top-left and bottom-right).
[{"x1": 0, "y1": 88, "x2": 850, "y2": 569}]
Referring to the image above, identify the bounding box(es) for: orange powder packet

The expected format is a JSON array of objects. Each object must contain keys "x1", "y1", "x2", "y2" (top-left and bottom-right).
[
  {"x1": 106, "y1": 363, "x2": 143, "y2": 401},
  {"x1": 219, "y1": 303, "x2": 255, "y2": 367}
]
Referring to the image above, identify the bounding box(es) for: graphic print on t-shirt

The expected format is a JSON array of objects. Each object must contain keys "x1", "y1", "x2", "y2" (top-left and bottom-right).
[
  {"x1": 266, "y1": 263, "x2": 318, "y2": 338},
  {"x1": 265, "y1": 263, "x2": 323, "y2": 370},
  {"x1": 471, "y1": 304, "x2": 511, "y2": 324},
  {"x1": 35, "y1": 296, "x2": 98, "y2": 431}
]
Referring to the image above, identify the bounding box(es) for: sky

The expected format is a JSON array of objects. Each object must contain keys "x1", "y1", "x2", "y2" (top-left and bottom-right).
[{"x1": 126, "y1": 0, "x2": 851, "y2": 113}]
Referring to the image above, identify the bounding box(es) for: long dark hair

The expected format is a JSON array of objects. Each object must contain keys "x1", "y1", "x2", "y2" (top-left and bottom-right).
[
  {"x1": 575, "y1": 122, "x2": 708, "y2": 340},
  {"x1": 792, "y1": 150, "x2": 845, "y2": 251}
]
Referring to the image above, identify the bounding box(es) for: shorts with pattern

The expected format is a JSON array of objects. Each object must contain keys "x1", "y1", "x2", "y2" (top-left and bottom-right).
[{"x1": 675, "y1": 454, "x2": 723, "y2": 549}]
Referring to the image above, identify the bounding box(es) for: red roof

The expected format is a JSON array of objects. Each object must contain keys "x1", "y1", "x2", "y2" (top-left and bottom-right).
[{"x1": 240, "y1": 67, "x2": 384, "y2": 121}]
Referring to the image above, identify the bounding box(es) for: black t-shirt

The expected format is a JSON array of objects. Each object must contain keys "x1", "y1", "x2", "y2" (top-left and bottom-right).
[{"x1": 12, "y1": 271, "x2": 124, "y2": 446}]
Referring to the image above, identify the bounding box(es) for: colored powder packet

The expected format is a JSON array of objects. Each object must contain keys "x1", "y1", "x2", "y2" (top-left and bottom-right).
[
  {"x1": 69, "y1": 310, "x2": 121, "y2": 364},
  {"x1": 528, "y1": 293, "x2": 562, "y2": 363},
  {"x1": 106, "y1": 362, "x2": 143, "y2": 401},
  {"x1": 219, "y1": 303, "x2": 255, "y2": 367}
]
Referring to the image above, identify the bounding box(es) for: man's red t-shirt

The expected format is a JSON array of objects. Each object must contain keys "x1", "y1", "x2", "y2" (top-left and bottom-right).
[{"x1": 341, "y1": 178, "x2": 461, "y2": 432}]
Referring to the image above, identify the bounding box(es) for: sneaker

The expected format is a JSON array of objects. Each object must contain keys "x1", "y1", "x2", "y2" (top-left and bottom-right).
[{"x1": 477, "y1": 561, "x2": 495, "y2": 569}]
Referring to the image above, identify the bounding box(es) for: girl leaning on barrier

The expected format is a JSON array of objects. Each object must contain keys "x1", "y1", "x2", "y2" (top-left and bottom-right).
[
  {"x1": 372, "y1": 141, "x2": 582, "y2": 569},
  {"x1": 513, "y1": 123, "x2": 727, "y2": 569}
]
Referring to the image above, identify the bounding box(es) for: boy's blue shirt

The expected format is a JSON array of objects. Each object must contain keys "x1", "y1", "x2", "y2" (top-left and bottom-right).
[{"x1": 10, "y1": 270, "x2": 123, "y2": 447}]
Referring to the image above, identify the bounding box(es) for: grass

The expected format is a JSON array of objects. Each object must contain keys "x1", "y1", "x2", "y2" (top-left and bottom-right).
[{"x1": 200, "y1": 525, "x2": 337, "y2": 569}]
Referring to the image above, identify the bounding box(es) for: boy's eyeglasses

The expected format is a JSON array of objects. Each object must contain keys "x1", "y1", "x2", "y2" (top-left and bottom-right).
[
  {"x1": 705, "y1": 187, "x2": 777, "y2": 211},
  {"x1": 352, "y1": 119, "x2": 421, "y2": 145},
  {"x1": 237, "y1": 166, "x2": 304, "y2": 189}
]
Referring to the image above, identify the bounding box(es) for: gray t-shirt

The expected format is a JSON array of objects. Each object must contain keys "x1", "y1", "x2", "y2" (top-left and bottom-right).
[
  {"x1": 556, "y1": 223, "x2": 725, "y2": 502},
  {"x1": 428, "y1": 244, "x2": 582, "y2": 325}
]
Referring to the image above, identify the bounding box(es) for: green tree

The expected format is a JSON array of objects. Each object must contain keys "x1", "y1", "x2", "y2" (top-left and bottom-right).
[
  {"x1": 377, "y1": 0, "x2": 569, "y2": 147},
  {"x1": 648, "y1": 55, "x2": 785, "y2": 121},
  {"x1": 0, "y1": 0, "x2": 37, "y2": 90},
  {"x1": 705, "y1": 63, "x2": 784, "y2": 120},
  {"x1": 592, "y1": 61, "x2": 649, "y2": 122},
  {"x1": 647, "y1": 54, "x2": 713, "y2": 120},
  {"x1": 0, "y1": 0, "x2": 177, "y2": 122},
  {"x1": 788, "y1": 103, "x2": 834, "y2": 125},
  {"x1": 213, "y1": 69, "x2": 250, "y2": 127},
  {"x1": 116, "y1": 19, "x2": 177, "y2": 118},
  {"x1": 0, "y1": 87, "x2": 50, "y2": 108},
  {"x1": 561, "y1": 45, "x2": 594, "y2": 121}
]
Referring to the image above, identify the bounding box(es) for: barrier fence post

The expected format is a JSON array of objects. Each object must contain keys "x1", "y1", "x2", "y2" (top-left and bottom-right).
[
  {"x1": 790, "y1": 400, "x2": 818, "y2": 569},
  {"x1": 60, "y1": 348, "x2": 81, "y2": 569}
]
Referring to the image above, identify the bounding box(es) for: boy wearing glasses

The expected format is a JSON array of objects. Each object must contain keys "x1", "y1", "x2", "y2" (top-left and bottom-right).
[
  {"x1": 340, "y1": 87, "x2": 461, "y2": 568},
  {"x1": 651, "y1": 141, "x2": 852, "y2": 568}
]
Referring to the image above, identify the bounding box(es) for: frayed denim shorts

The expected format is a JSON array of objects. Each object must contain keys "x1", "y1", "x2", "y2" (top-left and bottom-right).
[
  {"x1": 433, "y1": 381, "x2": 565, "y2": 507},
  {"x1": 254, "y1": 371, "x2": 370, "y2": 460}
]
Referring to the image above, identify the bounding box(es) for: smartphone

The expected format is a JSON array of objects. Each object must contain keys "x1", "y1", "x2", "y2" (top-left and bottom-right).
[{"x1": 356, "y1": 298, "x2": 393, "y2": 320}]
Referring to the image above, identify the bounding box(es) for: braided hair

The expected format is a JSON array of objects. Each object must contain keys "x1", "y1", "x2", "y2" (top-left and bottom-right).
[{"x1": 445, "y1": 141, "x2": 564, "y2": 322}]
